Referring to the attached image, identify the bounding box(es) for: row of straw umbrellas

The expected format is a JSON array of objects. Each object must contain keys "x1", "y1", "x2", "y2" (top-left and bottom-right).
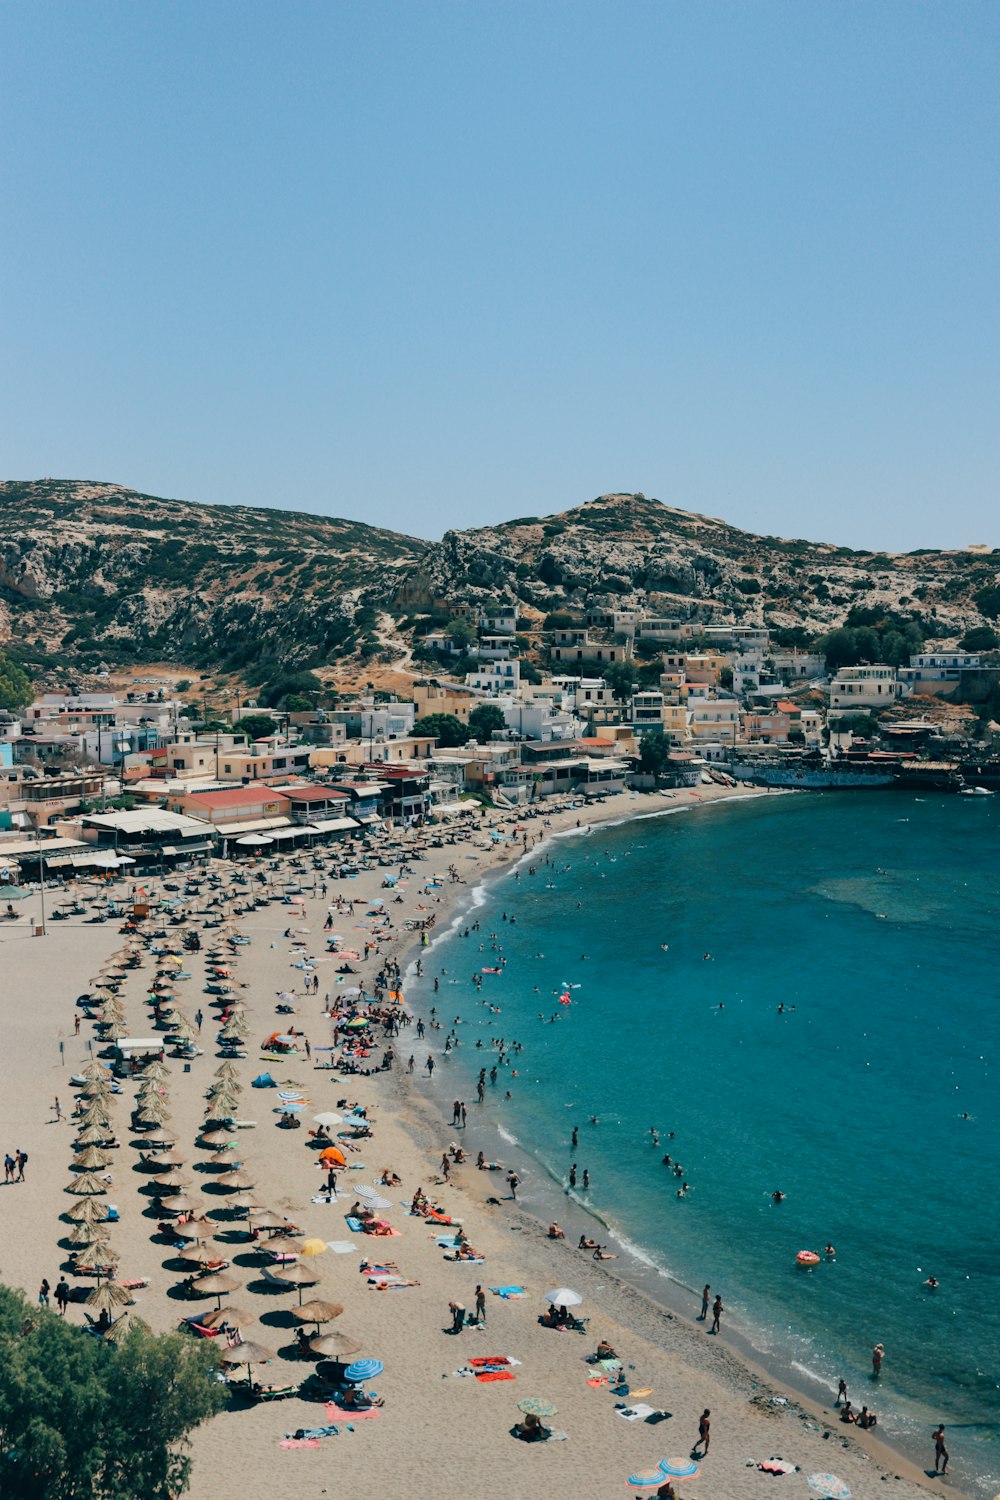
[{"x1": 66, "y1": 910, "x2": 362, "y2": 1388}]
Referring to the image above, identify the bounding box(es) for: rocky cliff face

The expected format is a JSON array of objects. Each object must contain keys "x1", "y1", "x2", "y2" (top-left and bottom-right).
[{"x1": 0, "y1": 481, "x2": 995, "y2": 675}]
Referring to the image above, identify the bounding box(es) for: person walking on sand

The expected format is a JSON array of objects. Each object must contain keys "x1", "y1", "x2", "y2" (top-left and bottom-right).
[
  {"x1": 53, "y1": 1098, "x2": 61, "y2": 1122},
  {"x1": 55, "y1": 1278, "x2": 69, "y2": 1315},
  {"x1": 507, "y1": 1170, "x2": 519, "y2": 1200},
  {"x1": 698, "y1": 1284, "x2": 710, "y2": 1321},
  {"x1": 16, "y1": 1149, "x2": 26, "y2": 1182},
  {"x1": 932, "y1": 1424, "x2": 949, "y2": 1473},
  {"x1": 695, "y1": 1408, "x2": 711, "y2": 1454},
  {"x1": 195, "y1": 1009, "x2": 203, "y2": 1033},
  {"x1": 452, "y1": 1100, "x2": 461, "y2": 1126},
  {"x1": 426, "y1": 1055, "x2": 434, "y2": 1076},
  {"x1": 474, "y1": 1284, "x2": 486, "y2": 1325},
  {"x1": 711, "y1": 1294, "x2": 723, "y2": 1334},
  {"x1": 4, "y1": 1153, "x2": 13, "y2": 1184},
  {"x1": 38, "y1": 1279, "x2": 50, "y2": 1307}
]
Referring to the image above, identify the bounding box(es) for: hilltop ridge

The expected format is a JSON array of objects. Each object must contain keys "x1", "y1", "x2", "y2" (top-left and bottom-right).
[{"x1": 0, "y1": 480, "x2": 996, "y2": 678}]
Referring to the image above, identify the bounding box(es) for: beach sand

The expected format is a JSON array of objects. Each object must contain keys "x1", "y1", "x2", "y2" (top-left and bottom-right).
[{"x1": 0, "y1": 786, "x2": 959, "y2": 1500}]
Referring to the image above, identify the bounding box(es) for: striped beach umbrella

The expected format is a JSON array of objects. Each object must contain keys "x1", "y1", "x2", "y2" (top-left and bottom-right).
[
  {"x1": 343, "y1": 1358, "x2": 383, "y2": 1383},
  {"x1": 807, "y1": 1478, "x2": 851, "y2": 1500},
  {"x1": 659, "y1": 1457, "x2": 701, "y2": 1479},
  {"x1": 627, "y1": 1471, "x2": 668, "y2": 1491}
]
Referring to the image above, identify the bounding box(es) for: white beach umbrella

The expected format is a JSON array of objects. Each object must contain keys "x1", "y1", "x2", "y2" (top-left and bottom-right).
[{"x1": 544, "y1": 1287, "x2": 583, "y2": 1307}]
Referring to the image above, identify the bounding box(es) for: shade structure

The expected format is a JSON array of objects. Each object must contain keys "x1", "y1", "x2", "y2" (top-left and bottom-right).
[
  {"x1": 72, "y1": 1147, "x2": 112, "y2": 1171},
  {"x1": 79, "y1": 1061, "x2": 112, "y2": 1082},
  {"x1": 807, "y1": 1478, "x2": 851, "y2": 1500},
  {"x1": 153, "y1": 1172, "x2": 191, "y2": 1190},
  {"x1": 544, "y1": 1288, "x2": 582, "y2": 1307},
  {"x1": 174, "y1": 1222, "x2": 217, "y2": 1242},
  {"x1": 198, "y1": 1129, "x2": 235, "y2": 1148},
  {"x1": 176, "y1": 1242, "x2": 223, "y2": 1266},
  {"x1": 227, "y1": 1194, "x2": 261, "y2": 1213},
  {"x1": 190, "y1": 1272, "x2": 240, "y2": 1307},
  {"x1": 517, "y1": 1397, "x2": 557, "y2": 1417},
  {"x1": 260, "y1": 1234, "x2": 302, "y2": 1256},
  {"x1": 80, "y1": 1105, "x2": 112, "y2": 1128},
  {"x1": 219, "y1": 1340, "x2": 276, "y2": 1384},
  {"x1": 250, "y1": 1210, "x2": 293, "y2": 1231},
  {"x1": 659, "y1": 1458, "x2": 702, "y2": 1479},
  {"x1": 68, "y1": 1221, "x2": 107, "y2": 1247},
  {"x1": 626, "y1": 1470, "x2": 668, "y2": 1490},
  {"x1": 291, "y1": 1299, "x2": 344, "y2": 1325},
  {"x1": 146, "y1": 1151, "x2": 185, "y2": 1168},
  {"x1": 309, "y1": 1331, "x2": 360, "y2": 1359},
  {"x1": 299, "y1": 1239, "x2": 328, "y2": 1257},
  {"x1": 215, "y1": 1169, "x2": 255, "y2": 1191},
  {"x1": 66, "y1": 1197, "x2": 106, "y2": 1223},
  {"x1": 143, "y1": 1061, "x2": 170, "y2": 1080},
  {"x1": 86, "y1": 1280, "x2": 131, "y2": 1313},
  {"x1": 214, "y1": 1063, "x2": 239, "y2": 1081},
  {"x1": 201, "y1": 1304, "x2": 254, "y2": 1329},
  {"x1": 136, "y1": 1103, "x2": 172, "y2": 1123},
  {"x1": 159, "y1": 1193, "x2": 202, "y2": 1213},
  {"x1": 139, "y1": 1131, "x2": 177, "y2": 1149},
  {"x1": 66, "y1": 1173, "x2": 107, "y2": 1196},
  {"x1": 312, "y1": 1112, "x2": 343, "y2": 1129},
  {"x1": 73, "y1": 1126, "x2": 114, "y2": 1149},
  {"x1": 343, "y1": 1359, "x2": 383, "y2": 1383},
  {"x1": 268, "y1": 1263, "x2": 319, "y2": 1303},
  {"x1": 318, "y1": 1147, "x2": 346, "y2": 1167},
  {"x1": 102, "y1": 1311, "x2": 149, "y2": 1345}
]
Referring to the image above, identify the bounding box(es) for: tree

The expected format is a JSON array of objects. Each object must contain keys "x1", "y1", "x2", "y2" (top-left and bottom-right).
[
  {"x1": 467, "y1": 704, "x2": 506, "y2": 741},
  {"x1": 638, "y1": 730, "x2": 673, "y2": 777},
  {"x1": 412, "y1": 713, "x2": 470, "y2": 747},
  {"x1": 601, "y1": 659, "x2": 640, "y2": 702},
  {"x1": 235, "y1": 713, "x2": 277, "y2": 741},
  {"x1": 959, "y1": 625, "x2": 999, "y2": 652},
  {"x1": 0, "y1": 1285, "x2": 223, "y2": 1499},
  {"x1": 259, "y1": 671, "x2": 323, "y2": 709},
  {"x1": 447, "y1": 619, "x2": 477, "y2": 651},
  {"x1": 0, "y1": 651, "x2": 32, "y2": 711},
  {"x1": 974, "y1": 584, "x2": 1000, "y2": 620}
]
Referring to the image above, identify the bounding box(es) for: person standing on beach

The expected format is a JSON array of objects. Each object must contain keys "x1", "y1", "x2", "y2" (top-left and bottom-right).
[
  {"x1": 699, "y1": 1285, "x2": 710, "y2": 1321},
  {"x1": 55, "y1": 1278, "x2": 69, "y2": 1315},
  {"x1": 426, "y1": 1055, "x2": 434, "y2": 1076},
  {"x1": 449, "y1": 1299, "x2": 465, "y2": 1333},
  {"x1": 53, "y1": 1097, "x2": 62, "y2": 1122},
  {"x1": 932, "y1": 1424, "x2": 949, "y2": 1473},
  {"x1": 695, "y1": 1408, "x2": 711, "y2": 1454},
  {"x1": 836, "y1": 1377, "x2": 848, "y2": 1406},
  {"x1": 507, "y1": 1170, "x2": 519, "y2": 1200},
  {"x1": 711, "y1": 1294, "x2": 723, "y2": 1334},
  {"x1": 452, "y1": 1100, "x2": 461, "y2": 1125},
  {"x1": 872, "y1": 1343, "x2": 884, "y2": 1378},
  {"x1": 569, "y1": 1164, "x2": 577, "y2": 1189},
  {"x1": 195, "y1": 1009, "x2": 203, "y2": 1032},
  {"x1": 474, "y1": 1284, "x2": 486, "y2": 1325},
  {"x1": 38, "y1": 1279, "x2": 50, "y2": 1307}
]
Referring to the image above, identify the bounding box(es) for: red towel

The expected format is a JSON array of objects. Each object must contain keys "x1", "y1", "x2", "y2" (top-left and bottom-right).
[
  {"x1": 474, "y1": 1370, "x2": 515, "y2": 1382},
  {"x1": 469, "y1": 1356, "x2": 510, "y2": 1367}
]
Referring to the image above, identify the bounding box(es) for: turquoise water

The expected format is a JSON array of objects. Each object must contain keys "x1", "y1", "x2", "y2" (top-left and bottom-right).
[{"x1": 410, "y1": 793, "x2": 1000, "y2": 1494}]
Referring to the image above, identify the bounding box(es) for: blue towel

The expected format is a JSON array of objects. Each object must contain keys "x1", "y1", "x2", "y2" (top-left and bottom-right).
[{"x1": 346, "y1": 1216, "x2": 363, "y2": 1232}]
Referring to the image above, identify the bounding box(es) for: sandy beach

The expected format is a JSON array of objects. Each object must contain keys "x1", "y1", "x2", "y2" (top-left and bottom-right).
[{"x1": 0, "y1": 785, "x2": 962, "y2": 1500}]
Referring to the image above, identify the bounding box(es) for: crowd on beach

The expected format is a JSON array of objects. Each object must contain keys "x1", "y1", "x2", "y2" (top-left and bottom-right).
[{"x1": 0, "y1": 784, "x2": 959, "y2": 1500}]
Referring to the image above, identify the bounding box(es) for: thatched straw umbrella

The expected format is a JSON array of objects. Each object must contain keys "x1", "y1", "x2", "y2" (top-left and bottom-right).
[
  {"x1": 65, "y1": 1197, "x2": 106, "y2": 1223},
  {"x1": 291, "y1": 1299, "x2": 344, "y2": 1327},
  {"x1": 189, "y1": 1272, "x2": 240, "y2": 1309},
  {"x1": 86, "y1": 1280, "x2": 131, "y2": 1313},
  {"x1": 66, "y1": 1173, "x2": 107, "y2": 1196},
  {"x1": 201, "y1": 1304, "x2": 253, "y2": 1329},
  {"x1": 267, "y1": 1262, "x2": 319, "y2": 1304},
  {"x1": 72, "y1": 1147, "x2": 112, "y2": 1171},
  {"x1": 309, "y1": 1331, "x2": 360, "y2": 1359},
  {"x1": 102, "y1": 1311, "x2": 149, "y2": 1345},
  {"x1": 218, "y1": 1339, "x2": 277, "y2": 1387}
]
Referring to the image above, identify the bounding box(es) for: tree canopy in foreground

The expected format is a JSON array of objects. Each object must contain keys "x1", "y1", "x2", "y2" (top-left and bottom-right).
[{"x1": 0, "y1": 1285, "x2": 223, "y2": 1500}]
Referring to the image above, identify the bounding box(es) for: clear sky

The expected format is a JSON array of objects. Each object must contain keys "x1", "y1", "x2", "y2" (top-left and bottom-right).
[{"x1": 2, "y1": 2, "x2": 998, "y2": 549}]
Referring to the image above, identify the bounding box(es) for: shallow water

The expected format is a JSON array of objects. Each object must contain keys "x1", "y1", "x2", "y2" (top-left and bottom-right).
[{"x1": 410, "y1": 792, "x2": 1000, "y2": 1495}]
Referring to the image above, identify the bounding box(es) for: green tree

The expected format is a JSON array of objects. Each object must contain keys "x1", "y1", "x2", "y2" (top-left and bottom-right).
[
  {"x1": 412, "y1": 713, "x2": 470, "y2": 747},
  {"x1": 601, "y1": 659, "x2": 640, "y2": 702},
  {"x1": 447, "y1": 619, "x2": 477, "y2": 651},
  {"x1": 0, "y1": 1286, "x2": 223, "y2": 1500},
  {"x1": 235, "y1": 713, "x2": 277, "y2": 741},
  {"x1": 259, "y1": 671, "x2": 323, "y2": 709},
  {"x1": 638, "y1": 730, "x2": 673, "y2": 777},
  {"x1": 0, "y1": 651, "x2": 32, "y2": 711},
  {"x1": 959, "y1": 625, "x2": 999, "y2": 652},
  {"x1": 467, "y1": 704, "x2": 506, "y2": 740},
  {"x1": 974, "y1": 584, "x2": 1000, "y2": 620}
]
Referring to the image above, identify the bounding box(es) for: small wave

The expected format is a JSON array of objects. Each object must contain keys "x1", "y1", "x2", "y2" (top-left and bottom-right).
[
  {"x1": 790, "y1": 1360, "x2": 839, "y2": 1394},
  {"x1": 496, "y1": 1125, "x2": 519, "y2": 1146}
]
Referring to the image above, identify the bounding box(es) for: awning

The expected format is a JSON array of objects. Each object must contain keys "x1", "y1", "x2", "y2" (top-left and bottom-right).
[
  {"x1": 216, "y1": 817, "x2": 292, "y2": 836},
  {"x1": 430, "y1": 802, "x2": 477, "y2": 819},
  {"x1": 270, "y1": 826, "x2": 310, "y2": 840},
  {"x1": 352, "y1": 814, "x2": 382, "y2": 826},
  {"x1": 307, "y1": 817, "x2": 359, "y2": 834}
]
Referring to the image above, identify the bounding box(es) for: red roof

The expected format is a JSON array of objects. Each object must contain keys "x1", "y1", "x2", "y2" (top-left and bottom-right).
[
  {"x1": 185, "y1": 784, "x2": 292, "y2": 810},
  {"x1": 280, "y1": 786, "x2": 348, "y2": 802}
]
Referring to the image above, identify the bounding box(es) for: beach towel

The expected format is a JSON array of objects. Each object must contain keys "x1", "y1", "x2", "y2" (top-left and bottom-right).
[
  {"x1": 279, "y1": 1438, "x2": 321, "y2": 1449},
  {"x1": 286, "y1": 1425, "x2": 339, "y2": 1440},
  {"x1": 346, "y1": 1217, "x2": 364, "y2": 1232},
  {"x1": 324, "y1": 1402, "x2": 381, "y2": 1421},
  {"x1": 326, "y1": 1240, "x2": 356, "y2": 1254},
  {"x1": 372, "y1": 1279, "x2": 419, "y2": 1289},
  {"x1": 444, "y1": 1254, "x2": 484, "y2": 1263},
  {"x1": 490, "y1": 1285, "x2": 526, "y2": 1299},
  {"x1": 475, "y1": 1370, "x2": 515, "y2": 1382},
  {"x1": 468, "y1": 1356, "x2": 510, "y2": 1367},
  {"x1": 615, "y1": 1403, "x2": 658, "y2": 1422}
]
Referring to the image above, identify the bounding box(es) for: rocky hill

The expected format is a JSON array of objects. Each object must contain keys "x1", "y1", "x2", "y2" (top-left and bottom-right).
[{"x1": 0, "y1": 481, "x2": 996, "y2": 678}]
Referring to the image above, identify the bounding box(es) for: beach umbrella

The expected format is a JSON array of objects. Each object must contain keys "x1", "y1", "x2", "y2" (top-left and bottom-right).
[
  {"x1": 102, "y1": 1021, "x2": 129, "y2": 1040},
  {"x1": 227, "y1": 1194, "x2": 261, "y2": 1213},
  {"x1": 199, "y1": 1131, "x2": 234, "y2": 1151},
  {"x1": 79, "y1": 1061, "x2": 112, "y2": 1082},
  {"x1": 309, "y1": 1331, "x2": 360, "y2": 1359},
  {"x1": 174, "y1": 1221, "x2": 217, "y2": 1242},
  {"x1": 626, "y1": 1470, "x2": 669, "y2": 1490},
  {"x1": 101, "y1": 1311, "x2": 149, "y2": 1345},
  {"x1": 268, "y1": 1263, "x2": 319, "y2": 1303},
  {"x1": 73, "y1": 1125, "x2": 112, "y2": 1147},
  {"x1": 139, "y1": 1131, "x2": 177, "y2": 1149},
  {"x1": 248, "y1": 1210, "x2": 288, "y2": 1231},
  {"x1": 176, "y1": 1242, "x2": 222, "y2": 1266},
  {"x1": 299, "y1": 1239, "x2": 328, "y2": 1257},
  {"x1": 216, "y1": 1169, "x2": 255, "y2": 1190},
  {"x1": 219, "y1": 1339, "x2": 276, "y2": 1385},
  {"x1": 353, "y1": 1189, "x2": 392, "y2": 1210},
  {"x1": 312, "y1": 1112, "x2": 343, "y2": 1129},
  {"x1": 807, "y1": 1478, "x2": 851, "y2": 1500},
  {"x1": 291, "y1": 1299, "x2": 344, "y2": 1325},
  {"x1": 68, "y1": 1221, "x2": 106, "y2": 1247},
  {"x1": 260, "y1": 1234, "x2": 302, "y2": 1256},
  {"x1": 190, "y1": 1271, "x2": 240, "y2": 1307},
  {"x1": 66, "y1": 1173, "x2": 107, "y2": 1196},
  {"x1": 318, "y1": 1147, "x2": 346, "y2": 1167},
  {"x1": 153, "y1": 1172, "x2": 191, "y2": 1189},
  {"x1": 65, "y1": 1197, "x2": 105, "y2": 1223},
  {"x1": 517, "y1": 1397, "x2": 557, "y2": 1417},
  {"x1": 146, "y1": 1151, "x2": 185, "y2": 1168},
  {"x1": 143, "y1": 1062, "x2": 170, "y2": 1081},
  {"x1": 201, "y1": 1304, "x2": 254, "y2": 1329},
  {"x1": 659, "y1": 1458, "x2": 701, "y2": 1480},
  {"x1": 86, "y1": 1280, "x2": 131, "y2": 1312},
  {"x1": 80, "y1": 1105, "x2": 112, "y2": 1128},
  {"x1": 72, "y1": 1147, "x2": 111, "y2": 1171},
  {"x1": 544, "y1": 1288, "x2": 582, "y2": 1307},
  {"x1": 214, "y1": 1064, "x2": 240, "y2": 1081},
  {"x1": 343, "y1": 1358, "x2": 383, "y2": 1383},
  {"x1": 159, "y1": 1193, "x2": 203, "y2": 1213}
]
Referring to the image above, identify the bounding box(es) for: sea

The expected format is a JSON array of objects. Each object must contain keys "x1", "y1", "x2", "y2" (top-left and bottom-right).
[{"x1": 407, "y1": 791, "x2": 1000, "y2": 1496}]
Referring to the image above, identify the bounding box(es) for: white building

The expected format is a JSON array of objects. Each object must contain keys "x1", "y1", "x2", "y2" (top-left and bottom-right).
[{"x1": 829, "y1": 665, "x2": 901, "y2": 712}]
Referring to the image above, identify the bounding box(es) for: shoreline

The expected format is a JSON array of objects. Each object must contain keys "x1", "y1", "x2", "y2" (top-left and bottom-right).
[{"x1": 389, "y1": 786, "x2": 972, "y2": 1499}]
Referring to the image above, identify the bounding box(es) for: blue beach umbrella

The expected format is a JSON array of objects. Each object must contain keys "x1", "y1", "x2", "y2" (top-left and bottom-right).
[
  {"x1": 807, "y1": 1477, "x2": 851, "y2": 1500},
  {"x1": 343, "y1": 1358, "x2": 383, "y2": 1383},
  {"x1": 659, "y1": 1457, "x2": 701, "y2": 1479},
  {"x1": 275, "y1": 1103, "x2": 305, "y2": 1114},
  {"x1": 626, "y1": 1469, "x2": 667, "y2": 1490}
]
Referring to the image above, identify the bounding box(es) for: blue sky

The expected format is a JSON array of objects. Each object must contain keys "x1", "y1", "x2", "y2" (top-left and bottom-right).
[{"x1": 2, "y1": 2, "x2": 997, "y2": 549}]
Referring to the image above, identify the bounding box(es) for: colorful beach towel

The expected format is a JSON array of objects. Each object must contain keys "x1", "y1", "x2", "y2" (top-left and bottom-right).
[{"x1": 490, "y1": 1285, "x2": 526, "y2": 1299}]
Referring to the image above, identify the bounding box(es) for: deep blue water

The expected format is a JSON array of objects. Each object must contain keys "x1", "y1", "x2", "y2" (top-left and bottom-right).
[{"x1": 409, "y1": 792, "x2": 1000, "y2": 1494}]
